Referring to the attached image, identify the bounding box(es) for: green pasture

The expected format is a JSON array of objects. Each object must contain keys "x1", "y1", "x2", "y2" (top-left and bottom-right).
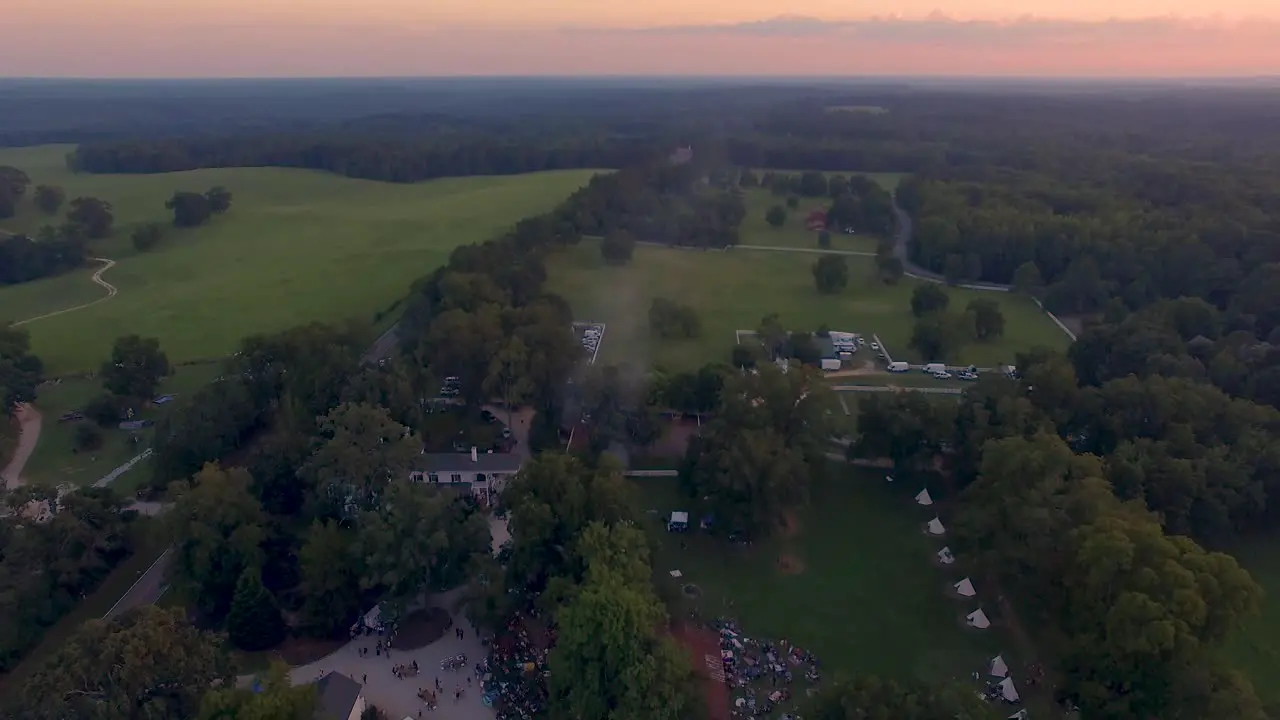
[
  {"x1": 21, "y1": 364, "x2": 222, "y2": 488},
  {"x1": 0, "y1": 145, "x2": 598, "y2": 373},
  {"x1": 739, "y1": 188, "x2": 880, "y2": 253},
  {"x1": 547, "y1": 242, "x2": 1069, "y2": 373},
  {"x1": 1225, "y1": 539, "x2": 1280, "y2": 706}
]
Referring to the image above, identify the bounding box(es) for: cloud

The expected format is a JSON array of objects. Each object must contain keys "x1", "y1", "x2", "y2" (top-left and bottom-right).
[{"x1": 600, "y1": 14, "x2": 1278, "y2": 47}]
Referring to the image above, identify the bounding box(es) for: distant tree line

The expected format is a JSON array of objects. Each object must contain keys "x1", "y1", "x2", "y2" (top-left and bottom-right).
[{"x1": 68, "y1": 134, "x2": 660, "y2": 183}]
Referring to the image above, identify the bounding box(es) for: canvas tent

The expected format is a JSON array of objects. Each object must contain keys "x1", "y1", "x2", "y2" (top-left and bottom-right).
[
  {"x1": 954, "y1": 577, "x2": 977, "y2": 597},
  {"x1": 966, "y1": 608, "x2": 991, "y2": 629},
  {"x1": 997, "y1": 677, "x2": 1020, "y2": 703},
  {"x1": 668, "y1": 511, "x2": 689, "y2": 531},
  {"x1": 885, "y1": 474, "x2": 895, "y2": 483},
  {"x1": 927, "y1": 517, "x2": 946, "y2": 535},
  {"x1": 990, "y1": 655, "x2": 1009, "y2": 678},
  {"x1": 1008, "y1": 710, "x2": 1028, "y2": 720},
  {"x1": 915, "y1": 489, "x2": 933, "y2": 506},
  {"x1": 937, "y1": 547, "x2": 956, "y2": 564}
]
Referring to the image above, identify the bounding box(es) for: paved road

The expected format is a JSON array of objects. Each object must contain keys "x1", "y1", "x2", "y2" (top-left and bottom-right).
[
  {"x1": 363, "y1": 325, "x2": 401, "y2": 365},
  {"x1": 103, "y1": 548, "x2": 172, "y2": 619},
  {"x1": 890, "y1": 197, "x2": 1011, "y2": 292}
]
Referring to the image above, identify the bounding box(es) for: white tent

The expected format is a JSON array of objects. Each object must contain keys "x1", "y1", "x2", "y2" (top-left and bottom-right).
[
  {"x1": 1008, "y1": 710, "x2": 1028, "y2": 720},
  {"x1": 669, "y1": 570, "x2": 683, "y2": 578},
  {"x1": 885, "y1": 474, "x2": 895, "y2": 483},
  {"x1": 927, "y1": 517, "x2": 946, "y2": 535},
  {"x1": 915, "y1": 488, "x2": 934, "y2": 506},
  {"x1": 954, "y1": 577, "x2": 977, "y2": 597},
  {"x1": 937, "y1": 546, "x2": 956, "y2": 565},
  {"x1": 966, "y1": 608, "x2": 991, "y2": 629},
  {"x1": 997, "y1": 677, "x2": 1020, "y2": 703},
  {"x1": 990, "y1": 654, "x2": 1009, "y2": 678},
  {"x1": 668, "y1": 511, "x2": 689, "y2": 531}
]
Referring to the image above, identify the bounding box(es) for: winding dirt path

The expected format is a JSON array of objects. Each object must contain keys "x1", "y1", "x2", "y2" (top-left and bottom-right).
[
  {"x1": 12, "y1": 257, "x2": 118, "y2": 327},
  {"x1": 1, "y1": 403, "x2": 42, "y2": 489}
]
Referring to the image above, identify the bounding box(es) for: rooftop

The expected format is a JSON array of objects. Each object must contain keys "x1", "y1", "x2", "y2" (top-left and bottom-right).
[
  {"x1": 314, "y1": 672, "x2": 362, "y2": 720},
  {"x1": 413, "y1": 452, "x2": 524, "y2": 474}
]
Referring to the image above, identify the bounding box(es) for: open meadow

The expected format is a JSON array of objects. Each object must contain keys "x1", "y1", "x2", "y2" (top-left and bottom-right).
[
  {"x1": 739, "y1": 188, "x2": 879, "y2": 253},
  {"x1": 0, "y1": 145, "x2": 598, "y2": 373},
  {"x1": 20, "y1": 364, "x2": 222, "y2": 489},
  {"x1": 634, "y1": 466, "x2": 1000, "y2": 683},
  {"x1": 1224, "y1": 540, "x2": 1280, "y2": 706},
  {"x1": 548, "y1": 242, "x2": 1069, "y2": 373}
]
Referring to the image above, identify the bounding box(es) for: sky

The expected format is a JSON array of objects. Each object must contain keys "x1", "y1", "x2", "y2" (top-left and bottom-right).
[{"x1": 3, "y1": 0, "x2": 1279, "y2": 77}]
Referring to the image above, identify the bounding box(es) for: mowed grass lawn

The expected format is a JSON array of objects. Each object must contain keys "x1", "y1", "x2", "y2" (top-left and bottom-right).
[
  {"x1": 739, "y1": 188, "x2": 879, "y2": 253},
  {"x1": 634, "y1": 467, "x2": 998, "y2": 682},
  {"x1": 0, "y1": 145, "x2": 599, "y2": 373},
  {"x1": 22, "y1": 364, "x2": 222, "y2": 488},
  {"x1": 1224, "y1": 539, "x2": 1280, "y2": 705},
  {"x1": 548, "y1": 242, "x2": 1069, "y2": 373}
]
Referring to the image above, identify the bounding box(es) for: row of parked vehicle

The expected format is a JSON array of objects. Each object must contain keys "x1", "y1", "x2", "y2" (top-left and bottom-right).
[{"x1": 579, "y1": 324, "x2": 604, "y2": 359}]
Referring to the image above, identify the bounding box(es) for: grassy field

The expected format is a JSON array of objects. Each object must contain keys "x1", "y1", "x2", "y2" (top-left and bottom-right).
[
  {"x1": 1224, "y1": 539, "x2": 1280, "y2": 705},
  {"x1": 739, "y1": 188, "x2": 879, "y2": 253},
  {"x1": 0, "y1": 145, "x2": 598, "y2": 373},
  {"x1": 549, "y1": 242, "x2": 1069, "y2": 373},
  {"x1": 634, "y1": 466, "x2": 998, "y2": 682},
  {"x1": 22, "y1": 364, "x2": 222, "y2": 488}
]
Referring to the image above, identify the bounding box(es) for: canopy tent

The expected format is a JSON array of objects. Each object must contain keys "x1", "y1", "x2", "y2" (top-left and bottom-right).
[
  {"x1": 1008, "y1": 710, "x2": 1028, "y2": 720},
  {"x1": 927, "y1": 517, "x2": 946, "y2": 535},
  {"x1": 997, "y1": 677, "x2": 1020, "y2": 703},
  {"x1": 990, "y1": 654, "x2": 1009, "y2": 678},
  {"x1": 937, "y1": 547, "x2": 956, "y2": 565},
  {"x1": 966, "y1": 609, "x2": 991, "y2": 629},
  {"x1": 954, "y1": 577, "x2": 977, "y2": 597},
  {"x1": 915, "y1": 489, "x2": 933, "y2": 506},
  {"x1": 668, "y1": 511, "x2": 689, "y2": 531},
  {"x1": 669, "y1": 569, "x2": 683, "y2": 578}
]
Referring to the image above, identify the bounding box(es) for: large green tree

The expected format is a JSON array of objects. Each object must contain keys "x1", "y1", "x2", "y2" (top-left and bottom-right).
[
  {"x1": 17, "y1": 606, "x2": 231, "y2": 720},
  {"x1": 548, "y1": 567, "x2": 697, "y2": 720},
  {"x1": 66, "y1": 196, "x2": 114, "y2": 238},
  {"x1": 296, "y1": 520, "x2": 363, "y2": 638},
  {"x1": 168, "y1": 463, "x2": 268, "y2": 619},
  {"x1": 0, "y1": 326, "x2": 43, "y2": 414},
  {"x1": 101, "y1": 334, "x2": 170, "y2": 400},
  {"x1": 812, "y1": 254, "x2": 849, "y2": 294},
  {"x1": 297, "y1": 402, "x2": 420, "y2": 518},
  {"x1": 227, "y1": 568, "x2": 286, "y2": 652}
]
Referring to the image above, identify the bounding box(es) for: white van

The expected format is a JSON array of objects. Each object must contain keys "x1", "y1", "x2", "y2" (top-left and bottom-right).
[
  {"x1": 887, "y1": 361, "x2": 910, "y2": 373},
  {"x1": 923, "y1": 363, "x2": 947, "y2": 375}
]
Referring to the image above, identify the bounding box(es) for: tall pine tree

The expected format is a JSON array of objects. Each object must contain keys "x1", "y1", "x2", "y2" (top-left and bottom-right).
[{"x1": 227, "y1": 568, "x2": 285, "y2": 651}]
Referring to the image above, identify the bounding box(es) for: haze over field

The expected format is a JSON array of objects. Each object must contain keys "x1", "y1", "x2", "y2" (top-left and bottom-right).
[{"x1": 4, "y1": 1, "x2": 1278, "y2": 76}]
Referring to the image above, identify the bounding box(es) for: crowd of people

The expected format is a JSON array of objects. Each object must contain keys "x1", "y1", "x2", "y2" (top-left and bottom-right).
[
  {"x1": 714, "y1": 618, "x2": 822, "y2": 718},
  {"x1": 483, "y1": 612, "x2": 551, "y2": 720}
]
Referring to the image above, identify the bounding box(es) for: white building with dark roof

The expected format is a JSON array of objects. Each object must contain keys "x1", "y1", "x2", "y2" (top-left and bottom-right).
[{"x1": 409, "y1": 446, "x2": 523, "y2": 498}]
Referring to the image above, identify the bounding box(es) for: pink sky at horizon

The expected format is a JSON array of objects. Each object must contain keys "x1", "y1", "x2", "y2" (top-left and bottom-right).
[{"x1": 4, "y1": 1, "x2": 1280, "y2": 77}]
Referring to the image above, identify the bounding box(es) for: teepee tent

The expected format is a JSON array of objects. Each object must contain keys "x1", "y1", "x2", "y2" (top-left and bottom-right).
[
  {"x1": 1008, "y1": 710, "x2": 1028, "y2": 720},
  {"x1": 966, "y1": 608, "x2": 991, "y2": 629},
  {"x1": 989, "y1": 655, "x2": 1009, "y2": 678},
  {"x1": 997, "y1": 677, "x2": 1020, "y2": 703},
  {"x1": 915, "y1": 489, "x2": 933, "y2": 506},
  {"x1": 954, "y1": 577, "x2": 977, "y2": 597},
  {"x1": 937, "y1": 547, "x2": 955, "y2": 565},
  {"x1": 927, "y1": 517, "x2": 946, "y2": 535}
]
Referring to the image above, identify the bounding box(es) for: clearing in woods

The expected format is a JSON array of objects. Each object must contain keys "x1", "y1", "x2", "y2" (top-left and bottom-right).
[
  {"x1": 547, "y1": 241, "x2": 1068, "y2": 373},
  {"x1": 0, "y1": 144, "x2": 599, "y2": 373}
]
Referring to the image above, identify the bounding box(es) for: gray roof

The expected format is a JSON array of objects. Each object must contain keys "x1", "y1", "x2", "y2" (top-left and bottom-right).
[
  {"x1": 414, "y1": 452, "x2": 524, "y2": 474},
  {"x1": 314, "y1": 672, "x2": 362, "y2": 720}
]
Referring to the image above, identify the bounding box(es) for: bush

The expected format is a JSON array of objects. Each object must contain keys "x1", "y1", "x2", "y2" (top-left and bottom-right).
[
  {"x1": 73, "y1": 422, "x2": 105, "y2": 452},
  {"x1": 85, "y1": 393, "x2": 124, "y2": 427}
]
